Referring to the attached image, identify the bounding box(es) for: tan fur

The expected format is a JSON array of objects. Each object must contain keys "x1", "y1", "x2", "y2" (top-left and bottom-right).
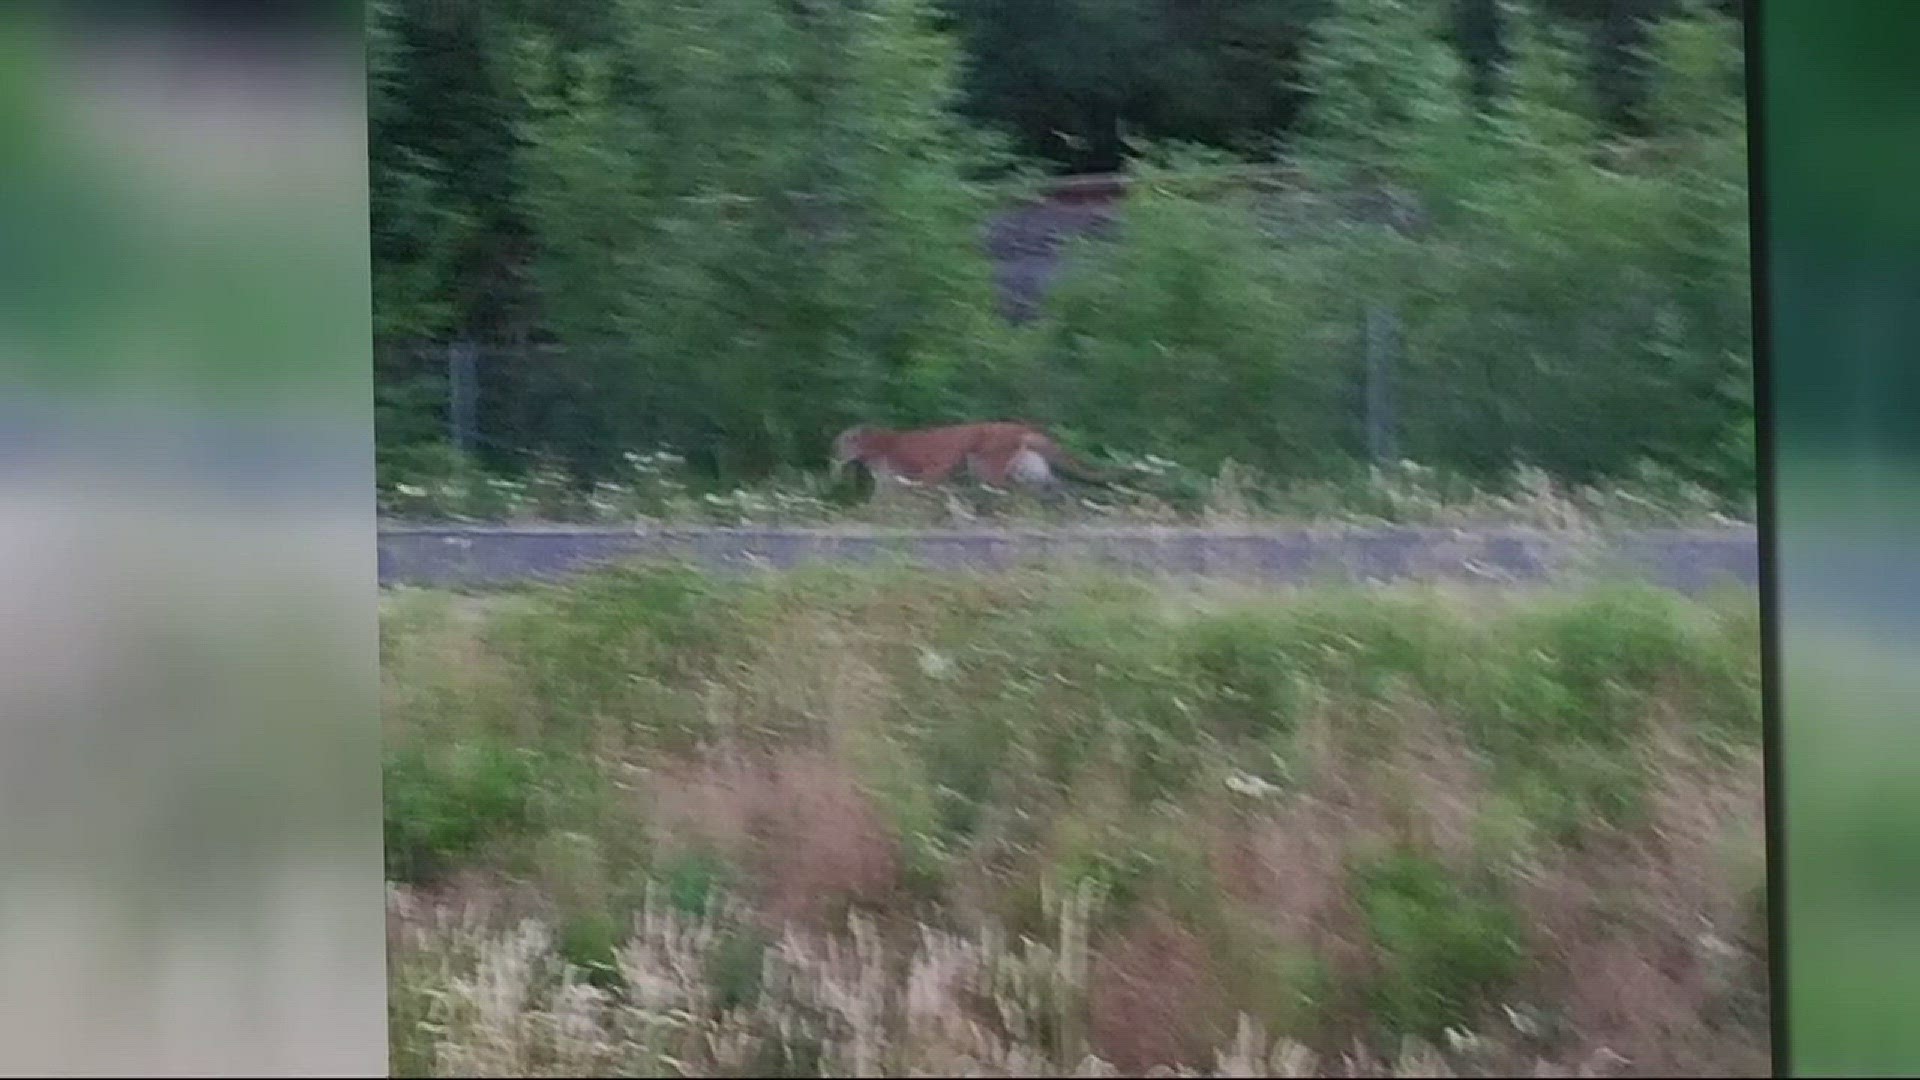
[{"x1": 830, "y1": 422, "x2": 1117, "y2": 493}]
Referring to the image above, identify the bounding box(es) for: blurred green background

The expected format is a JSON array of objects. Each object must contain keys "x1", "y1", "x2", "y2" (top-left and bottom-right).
[
  {"x1": 0, "y1": 3, "x2": 386, "y2": 1074},
  {"x1": 1765, "y1": 0, "x2": 1920, "y2": 1075}
]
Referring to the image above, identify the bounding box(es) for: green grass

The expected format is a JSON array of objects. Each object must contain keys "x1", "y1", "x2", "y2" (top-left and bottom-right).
[{"x1": 381, "y1": 562, "x2": 1768, "y2": 1076}]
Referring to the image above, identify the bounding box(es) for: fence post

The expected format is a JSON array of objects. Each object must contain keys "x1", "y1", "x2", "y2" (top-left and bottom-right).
[
  {"x1": 1364, "y1": 302, "x2": 1400, "y2": 465},
  {"x1": 449, "y1": 337, "x2": 478, "y2": 454}
]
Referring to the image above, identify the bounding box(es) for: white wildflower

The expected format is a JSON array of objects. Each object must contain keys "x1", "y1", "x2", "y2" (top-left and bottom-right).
[
  {"x1": 917, "y1": 649, "x2": 955, "y2": 680},
  {"x1": 1223, "y1": 771, "x2": 1280, "y2": 799}
]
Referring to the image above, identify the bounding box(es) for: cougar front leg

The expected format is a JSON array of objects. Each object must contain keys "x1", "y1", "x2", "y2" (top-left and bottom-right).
[
  {"x1": 943, "y1": 490, "x2": 977, "y2": 525},
  {"x1": 866, "y1": 467, "x2": 904, "y2": 510}
]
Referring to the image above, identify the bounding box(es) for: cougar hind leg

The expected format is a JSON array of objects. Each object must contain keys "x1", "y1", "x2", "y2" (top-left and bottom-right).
[
  {"x1": 1007, "y1": 448, "x2": 1070, "y2": 505},
  {"x1": 1007, "y1": 448, "x2": 1052, "y2": 486}
]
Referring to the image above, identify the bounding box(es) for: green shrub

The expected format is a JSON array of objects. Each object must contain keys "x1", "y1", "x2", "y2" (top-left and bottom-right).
[
  {"x1": 655, "y1": 848, "x2": 738, "y2": 918},
  {"x1": 1351, "y1": 847, "x2": 1524, "y2": 1041},
  {"x1": 383, "y1": 740, "x2": 544, "y2": 882},
  {"x1": 559, "y1": 910, "x2": 625, "y2": 989}
]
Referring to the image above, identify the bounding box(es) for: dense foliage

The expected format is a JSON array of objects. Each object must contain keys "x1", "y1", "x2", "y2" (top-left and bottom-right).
[{"x1": 371, "y1": 0, "x2": 1753, "y2": 501}]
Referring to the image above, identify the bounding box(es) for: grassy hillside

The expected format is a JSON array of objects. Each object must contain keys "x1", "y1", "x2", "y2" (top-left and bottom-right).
[{"x1": 381, "y1": 563, "x2": 1767, "y2": 1076}]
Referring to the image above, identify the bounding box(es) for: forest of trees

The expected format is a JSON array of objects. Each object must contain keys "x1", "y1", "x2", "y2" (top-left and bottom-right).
[{"x1": 370, "y1": 0, "x2": 1752, "y2": 497}]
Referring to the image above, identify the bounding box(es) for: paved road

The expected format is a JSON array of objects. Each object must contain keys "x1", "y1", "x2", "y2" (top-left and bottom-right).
[{"x1": 378, "y1": 523, "x2": 1760, "y2": 594}]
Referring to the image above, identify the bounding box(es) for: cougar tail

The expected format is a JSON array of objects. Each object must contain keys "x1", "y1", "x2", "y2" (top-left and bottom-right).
[{"x1": 1032, "y1": 435, "x2": 1121, "y2": 486}]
